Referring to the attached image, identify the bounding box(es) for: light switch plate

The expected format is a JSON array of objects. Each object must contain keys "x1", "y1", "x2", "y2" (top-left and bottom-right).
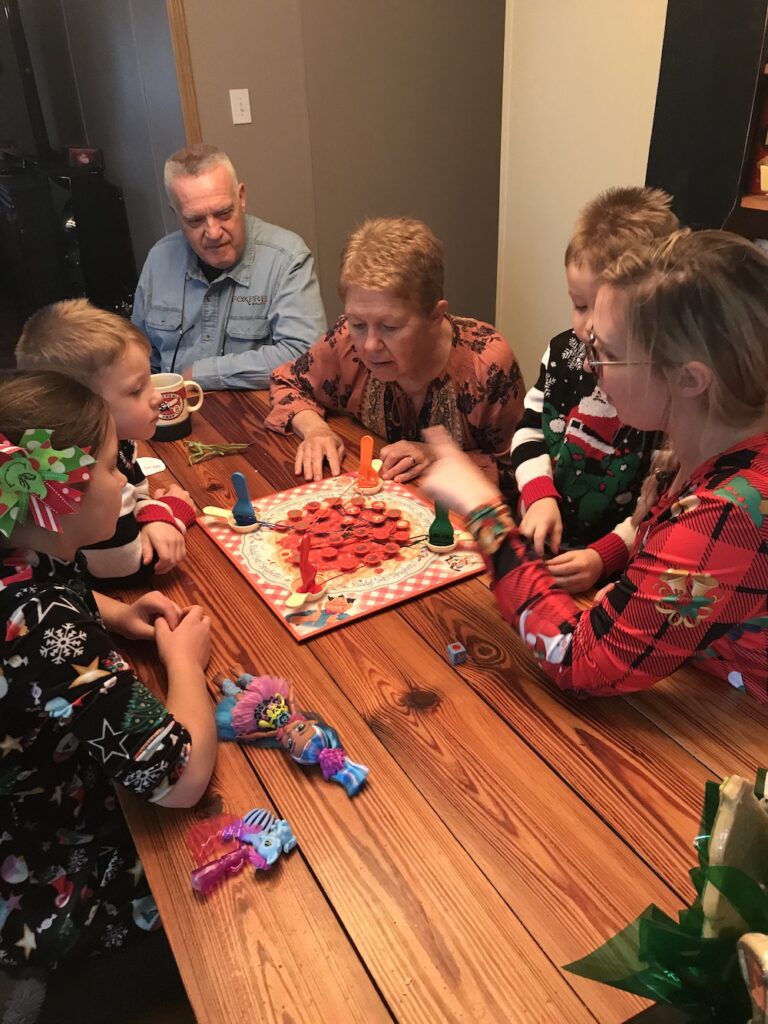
[{"x1": 229, "y1": 88, "x2": 252, "y2": 125}]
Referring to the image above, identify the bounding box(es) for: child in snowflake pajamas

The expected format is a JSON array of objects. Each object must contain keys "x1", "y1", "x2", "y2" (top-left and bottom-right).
[
  {"x1": 16, "y1": 300, "x2": 196, "y2": 588},
  {"x1": 0, "y1": 372, "x2": 216, "y2": 1007},
  {"x1": 509, "y1": 187, "x2": 679, "y2": 592},
  {"x1": 422, "y1": 229, "x2": 768, "y2": 699}
]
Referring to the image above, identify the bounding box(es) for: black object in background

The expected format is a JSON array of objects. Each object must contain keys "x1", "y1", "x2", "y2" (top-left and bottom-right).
[
  {"x1": 646, "y1": 0, "x2": 768, "y2": 232},
  {"x1": 0, "y1": 0, "x2": 137, "y2": 320}
]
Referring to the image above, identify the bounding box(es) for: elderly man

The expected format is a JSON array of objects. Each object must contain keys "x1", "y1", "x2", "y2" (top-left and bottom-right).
[{"x1": 132, "y1": 143, "x2": 326, "y2": 390}]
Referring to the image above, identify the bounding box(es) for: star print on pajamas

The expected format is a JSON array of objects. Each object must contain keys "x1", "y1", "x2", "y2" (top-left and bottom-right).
[{"x1": 87, "y1": 719, "x2": 131, "y2": 763}]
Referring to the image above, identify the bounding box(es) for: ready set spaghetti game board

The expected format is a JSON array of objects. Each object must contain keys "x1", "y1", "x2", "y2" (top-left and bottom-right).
[{"x1": 198, "y1": 473, "x2": 484, "y2": 641}]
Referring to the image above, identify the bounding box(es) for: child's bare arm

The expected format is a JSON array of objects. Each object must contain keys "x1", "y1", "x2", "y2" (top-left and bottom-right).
[{"x1": 153, "y1": 608, "x2": 217, "y2": 808}]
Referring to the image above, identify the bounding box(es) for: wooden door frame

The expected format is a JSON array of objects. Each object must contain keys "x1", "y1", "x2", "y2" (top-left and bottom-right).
[{"x1": 166, "y1": 0, "x2": 202, "y2": 144}]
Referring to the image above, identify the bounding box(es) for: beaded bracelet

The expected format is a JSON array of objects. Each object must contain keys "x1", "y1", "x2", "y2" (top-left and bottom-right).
[{"x1": 465, "y1": 500, "x2": 515, "y2": 556}]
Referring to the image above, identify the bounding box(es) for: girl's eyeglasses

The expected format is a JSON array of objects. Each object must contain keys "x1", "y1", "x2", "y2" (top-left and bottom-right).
[{"x1": 584, "y1": 331, "x2": 650, "y2": 375}]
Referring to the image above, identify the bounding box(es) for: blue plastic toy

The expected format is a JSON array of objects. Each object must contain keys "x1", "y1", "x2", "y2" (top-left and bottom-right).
[{"x1": 231, "y1": 471, "x2": 257, "y2": 526}]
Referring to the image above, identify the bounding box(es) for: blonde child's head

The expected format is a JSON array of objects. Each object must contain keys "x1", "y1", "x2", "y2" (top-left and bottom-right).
[
  {"x1": 16, "y1": 300, "x2": 160, "y2": 442},
  {"x1": 0, "y1": 369, "x2": 122, "y2": 553},
  {"x1": 564, "y1": 186, "x2": 679, "y2": 342}
]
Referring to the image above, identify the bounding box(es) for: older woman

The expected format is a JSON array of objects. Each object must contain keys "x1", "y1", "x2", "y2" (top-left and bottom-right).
[
  {"x1": 420, "y1": 229, "x2": 768, "y2": 701},
  {"x1": 266, "y1": 217, "x2": 524, "y2": 483}
]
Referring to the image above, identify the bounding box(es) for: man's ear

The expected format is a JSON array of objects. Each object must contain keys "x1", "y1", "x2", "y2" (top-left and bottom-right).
[
  {"x1": 238, "y1": 182, "x2": 246, "y2": 209},
  {"x1": 673, "y1": 360, "x2": 712, "y2": 398}
]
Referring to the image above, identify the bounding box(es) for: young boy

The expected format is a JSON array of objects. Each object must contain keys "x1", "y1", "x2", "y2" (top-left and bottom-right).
[
  {"x1": 509, "y1": 186, "x2": 679, "y2": 593},
  {"x1": 16, "y1": 299, "x2": 195, "y2": 586}
]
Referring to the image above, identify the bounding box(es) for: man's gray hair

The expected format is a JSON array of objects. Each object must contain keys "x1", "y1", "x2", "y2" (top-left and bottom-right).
[{"x1": 163, "y1": 143, "x2": 238, "y2": 202}]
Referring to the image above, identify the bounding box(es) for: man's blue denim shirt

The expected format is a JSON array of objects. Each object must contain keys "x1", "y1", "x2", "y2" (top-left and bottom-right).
[{"x1": 132, "y1": 215, "x2": 326, "y2": 390}]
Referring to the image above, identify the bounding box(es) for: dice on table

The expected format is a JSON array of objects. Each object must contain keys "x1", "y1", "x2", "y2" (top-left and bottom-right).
[{"x1": 445, "y1": 641, "x2": 467, "y2": 666}]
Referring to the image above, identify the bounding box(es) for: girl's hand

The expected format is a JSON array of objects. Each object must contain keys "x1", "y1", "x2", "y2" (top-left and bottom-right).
[
  {"x1": 420, "y1": 426, "x2": 501, "y2": 516},
  {"x1": 155, "y1": 606, "x2": 212, "y2": 672},
  {"x1": 519, "y1": 497, "x2": 563, "y2": 557},
  {"x1": 379, "y1": 440, "x2": 432, "y2": 483},
  {"x1": 546, "y1": 549, "x2": 604, "y2": 594},
  {"x1": 113, "y1": 591, "x2": 184, "y2": 640}
]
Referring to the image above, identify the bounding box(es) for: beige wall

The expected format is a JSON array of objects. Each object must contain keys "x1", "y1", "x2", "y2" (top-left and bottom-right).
[
  {"x1": 497, "y1": 0, "x2": 668, "y2": 386},
  {"x1": 182, "y1": 0, "x2": 505, "y2": 324},
  {"x1": 183, "y1": 1, "x2": 320, "y2": 257}
]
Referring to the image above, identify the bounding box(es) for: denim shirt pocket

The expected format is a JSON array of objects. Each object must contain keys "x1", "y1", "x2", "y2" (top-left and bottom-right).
[
  {"x1": 224, "y1": 310, "x2": 271, "y2": 354},
  {"x1": 145, "y1": 308, "x2": 182, "y2": 340}
]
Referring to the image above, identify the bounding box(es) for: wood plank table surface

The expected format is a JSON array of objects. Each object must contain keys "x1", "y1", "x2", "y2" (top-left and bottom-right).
[{"x1": 114, "y1": 390, "x2": 767, "y2": 1024}]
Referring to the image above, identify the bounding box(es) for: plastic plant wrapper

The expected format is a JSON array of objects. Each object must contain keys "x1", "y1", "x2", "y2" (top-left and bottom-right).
[{"x1": 565, "y1": 771, "x2": 768, "y2": 1022}]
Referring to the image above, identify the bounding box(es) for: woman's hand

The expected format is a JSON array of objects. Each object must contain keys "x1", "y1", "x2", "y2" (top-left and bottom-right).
[
  {"x1": 593, "y1": 581, "x2": 616, "y2": 604},
  {"x1": 109, "y1": 591, "x2": 185, "y2": 640},
  {"x1": 379, "y1": 440, "x2": 432, "y2": 483},
  {"x1": 420, "y1": 426, "x2": 501, "y2": 516},
  {"x1": 294, "y1": 428, "x2": 346, "y2": 481},
  {"x1": 546, "y1": 549, "x2": 604, "y2": 593},
  {"x1": 519, "y1": 497, "x2": 563, "y2": 557},
  {"x1": 155, "y1": 605, "x2": 212, "y2": 672},
  {"x1": 291, "y1": 411, "x2": 345, "y2": 481}
]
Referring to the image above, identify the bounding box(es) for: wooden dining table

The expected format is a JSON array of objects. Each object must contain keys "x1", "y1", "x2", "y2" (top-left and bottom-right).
[{"x1": 114, "y1": 389, "x2": 768, "y2": 1024}]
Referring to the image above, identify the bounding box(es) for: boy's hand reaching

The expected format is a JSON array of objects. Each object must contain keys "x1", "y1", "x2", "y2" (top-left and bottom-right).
[
  {"x1": 141, "y1": 521, "x2": 186, "y2": 574},
  {"x1": 546, "y1": 548, "x2": 604, "y2": 594},
  {"x1": 518, "y1": 497, "x2": 563, "y2": 557}
]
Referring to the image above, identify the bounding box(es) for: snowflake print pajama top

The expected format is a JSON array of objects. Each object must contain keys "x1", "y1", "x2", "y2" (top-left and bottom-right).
[{"x1": 0, "y1": 550, "x2": 191, "y2": 969}]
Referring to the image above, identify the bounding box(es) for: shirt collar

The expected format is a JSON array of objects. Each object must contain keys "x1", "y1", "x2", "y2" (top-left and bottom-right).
[{"x1": 184, "y1": 215, "x2": 256, "y2": 288}]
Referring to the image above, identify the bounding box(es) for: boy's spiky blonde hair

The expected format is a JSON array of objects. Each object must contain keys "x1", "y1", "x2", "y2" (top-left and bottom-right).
[
  {"x1": 566, "y1": 186, "x2": 679, "y2": 275},
  {"x1": 16, "y1": 299, "x2": 149, "y2": 385}
]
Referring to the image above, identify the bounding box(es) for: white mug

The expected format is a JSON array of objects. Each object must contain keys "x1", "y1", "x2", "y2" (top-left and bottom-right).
[{"x1": 151, "y1": 372, "x2": 204, "y2": 440}]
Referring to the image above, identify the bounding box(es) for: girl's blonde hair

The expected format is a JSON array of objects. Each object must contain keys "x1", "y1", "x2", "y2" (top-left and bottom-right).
[
  {"x1": 16, "y1": 299, "x2": 149, "y2": 386},
  {"x1": 339, "y1": 217, "x2": 444, "y2": 316},
  {"x1": 603, "y1": 229, "x2": 768, "y2": 523},
  {"x1": 604, "y1": 229, "x2": 768, "y2": 428},
  {"x1": 0, "y1": 370, "x2": 112, "y2": 457}
]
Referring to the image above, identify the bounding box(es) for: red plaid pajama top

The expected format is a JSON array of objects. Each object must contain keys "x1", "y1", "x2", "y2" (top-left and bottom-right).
[{"x1": 485, "y1": 432, "x2": 768, "y2": 699}]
